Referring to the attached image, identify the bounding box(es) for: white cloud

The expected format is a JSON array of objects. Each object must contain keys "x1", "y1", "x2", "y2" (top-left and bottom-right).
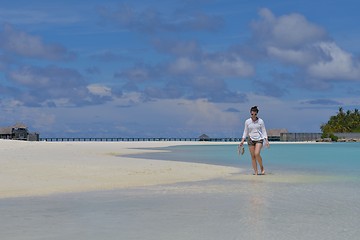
[
  {"x1": 307, "y1": 42, "x2": 360, "y2": 80},
  {"x1": 0, "y1": 101, "x2": 55, "y2": 132},
  {"x1": 252, "y1": 9, "x2": 360, "y2": 84},
  {"x1": 8, "y1": 65, "x2": 84, "y2": 88},
  {"x1": 168, "y1": 54, "x2": 254, "y2": 77},
  {"x1": 255, "y1": 8, "x2": 327, "y2": 49},
  {"x1": 4, "y1": 65, "x2": 117, "y2": 107},
  {"x1": 0, "y1": 24, "x2": 74, "y2": 60},
  {"x1": 9, "y1": 66, "x2": 50, "y2": 86},
  {"x1": 112, "y1": 91, "x2": 145, "y2": 107},
  {"x1": 115, "y1": 98, "x2": 242, "y2": 137},
  {"x1": 203, "y1": 55, "x2": 254, "y2": 77},
  {"x1": 168, "y1": 57, "x2": 198, "y2": 74},
  {"x1": 267, "y1": 46, "x2": 318, "y2": 66},
  {"x1": 183, "y1": 99, "x2": 239, "y2": 132},
  {"x1": 87, "y1": 84, "x2": 112, "y2": 97}
]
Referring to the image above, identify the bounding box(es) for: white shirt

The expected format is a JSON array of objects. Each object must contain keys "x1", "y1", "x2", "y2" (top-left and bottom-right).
[{"x1": 242, "y1": 117, "x2": 268, "y2": 141}]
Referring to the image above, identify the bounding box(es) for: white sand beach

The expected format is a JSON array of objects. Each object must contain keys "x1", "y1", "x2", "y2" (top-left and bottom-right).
[{"x1": 0, "y1": 140, "x2": 240, "y2": 198}]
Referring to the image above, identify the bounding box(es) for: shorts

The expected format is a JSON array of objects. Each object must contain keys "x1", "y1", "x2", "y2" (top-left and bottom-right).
[{"x1": 247, "y1": 138, "x2": 263, "y2": 146}]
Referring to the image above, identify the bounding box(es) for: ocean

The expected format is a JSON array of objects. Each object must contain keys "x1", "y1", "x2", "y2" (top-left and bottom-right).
[
  {"x1": 1, "y1": 143, "x2": 359, "y2": 240},
  {"x1": 129, "y1": 142, "x2": 360, "y2": 175}
]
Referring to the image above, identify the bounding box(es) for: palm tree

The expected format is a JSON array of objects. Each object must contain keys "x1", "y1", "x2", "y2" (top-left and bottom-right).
[
  {"x1": 321, "y1": 107, "x2": 360, "y2": 133},
  {"x1": 338, "y1": 107, "x2": 344, "y2": 115}
]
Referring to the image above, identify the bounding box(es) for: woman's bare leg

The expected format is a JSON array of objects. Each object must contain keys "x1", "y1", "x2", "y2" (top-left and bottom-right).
[
  {"x1": 254, "y1": 143, "x2": 265, "y2": 175},
  {"x1": 248, "y1": 145, "x2": 258, "y2": 175}
]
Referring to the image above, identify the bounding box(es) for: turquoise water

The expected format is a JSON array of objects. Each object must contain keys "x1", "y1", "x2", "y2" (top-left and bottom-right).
[{"x1": 129, "y1": 142, "x2": 360, "y2": 176}]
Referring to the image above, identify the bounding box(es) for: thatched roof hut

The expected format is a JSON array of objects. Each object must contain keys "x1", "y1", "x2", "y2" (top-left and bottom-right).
[
  {"x1": 267, "y1": 129, "x2": 288, "y2": 137},
  {"x1": 199, "y1": 134, "x2": 210, "y2": 141},
  {"x1": 0, "y1": 127, "x2": 13, "y2": 135},
  {"x1": 0, "y1": 123, "x2": 30, "y2": 140}
]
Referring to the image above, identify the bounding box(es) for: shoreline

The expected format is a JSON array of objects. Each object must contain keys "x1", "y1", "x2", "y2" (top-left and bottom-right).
[
  {"x1": 0, "y1": 140, "x2": 241, "y2": 199},
  {"x1": 0, "y1": 140, "x2": 334, "y2": 199}
]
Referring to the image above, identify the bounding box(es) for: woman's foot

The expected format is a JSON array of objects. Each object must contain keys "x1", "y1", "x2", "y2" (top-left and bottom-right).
[{"x1": 260, "y1": 166, "x2": 265, "y2": 175}]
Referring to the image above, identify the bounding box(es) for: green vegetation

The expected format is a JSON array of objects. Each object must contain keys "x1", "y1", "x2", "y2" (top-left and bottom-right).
[
  {"x1": 320, "y1": 107, "x2": 360, "y2": 134},
  {"x1": 321, "y1": 132, "x2": 338, "y2": 142}
]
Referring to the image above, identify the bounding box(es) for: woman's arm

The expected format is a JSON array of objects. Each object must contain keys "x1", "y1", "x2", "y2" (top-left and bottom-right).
[
  {"x1": 240, "y1": 120, "x2": 248, "y2": 146},
  {"x1": 261, "y1": 119, "x2": 270, "y2": 147}
]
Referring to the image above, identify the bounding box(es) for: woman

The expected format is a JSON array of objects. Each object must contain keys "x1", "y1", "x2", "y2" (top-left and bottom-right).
[{"x1": 239, "y1": 106, "x2": 270, "y2": 175}]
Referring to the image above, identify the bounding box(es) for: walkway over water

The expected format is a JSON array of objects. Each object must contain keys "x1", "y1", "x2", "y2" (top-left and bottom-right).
[{"x1": 39, "y1": 136, "x2": 281, "y2": 142}]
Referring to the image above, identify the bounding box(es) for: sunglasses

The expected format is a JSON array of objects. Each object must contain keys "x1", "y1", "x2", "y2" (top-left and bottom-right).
[{"x1": 251, "y1": 113, "x2": 257, "y2": 116}]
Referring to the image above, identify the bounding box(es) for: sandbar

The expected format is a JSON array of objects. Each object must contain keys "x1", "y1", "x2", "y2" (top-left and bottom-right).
[{"x1": 0, "y1": 140, "x2": 240, "y2": 198}]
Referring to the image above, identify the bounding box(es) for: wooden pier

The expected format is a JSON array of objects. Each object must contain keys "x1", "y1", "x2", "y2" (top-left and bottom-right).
[{"x1": 39, "y1": 137, "x2": 246, "y2": 142}]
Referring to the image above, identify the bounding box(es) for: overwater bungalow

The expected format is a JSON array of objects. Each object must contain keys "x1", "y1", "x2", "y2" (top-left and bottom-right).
[{"x1": 0, "y1": 123, "x2": 39, "y2": 141}]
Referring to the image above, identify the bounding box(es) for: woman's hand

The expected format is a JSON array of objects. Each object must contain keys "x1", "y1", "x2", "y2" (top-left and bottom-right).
[{"x1": 264, "y1": 139, "x2": 270, "y2": 148}]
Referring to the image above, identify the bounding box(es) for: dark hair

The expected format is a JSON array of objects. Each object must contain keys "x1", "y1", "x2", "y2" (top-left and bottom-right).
[{"x1": 250, "y1": 106, "x2": 259, "y2": 113}]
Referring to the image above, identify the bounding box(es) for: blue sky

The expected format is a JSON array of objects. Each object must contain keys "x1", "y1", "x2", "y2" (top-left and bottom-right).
[{"x1": 1, "y1": 0, "x2": 359, "y2": 138}]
